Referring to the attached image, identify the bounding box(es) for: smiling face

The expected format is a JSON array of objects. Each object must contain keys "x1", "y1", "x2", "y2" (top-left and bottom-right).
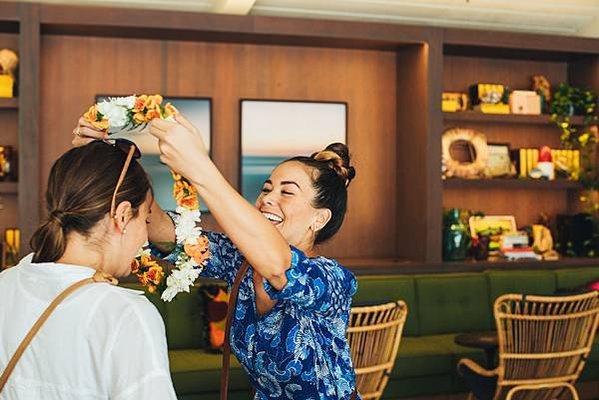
[{"x1": 255, "y1": 161, "x2": 331, "y2": 251}]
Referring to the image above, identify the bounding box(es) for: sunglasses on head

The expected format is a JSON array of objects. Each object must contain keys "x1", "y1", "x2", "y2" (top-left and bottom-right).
[{"x1": 100, "y1": 138, "x2": 142, "y2": 218}]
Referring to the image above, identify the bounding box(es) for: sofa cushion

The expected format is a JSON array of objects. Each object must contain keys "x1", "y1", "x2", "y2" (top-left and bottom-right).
[
  {"x1": 415, "y1": 273, "x2": 492, "y2": 335},
  {"x1": 486, "y1": 270, "x2": 557, "y2": 306},
  {"x1": 169, "y1": 349, "x2": 252, "y2": 394},
  {"x1": 355, "y1": 275, "x2": 418, "y2": 336},
  {"x1": 555, "y1": 267, "x2": 599, "y2": 291}
]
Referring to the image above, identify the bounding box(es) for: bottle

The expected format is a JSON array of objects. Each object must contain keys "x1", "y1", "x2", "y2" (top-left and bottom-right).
[{"x1": 443, "y1": 208, "x2": 470, "y2": 261}]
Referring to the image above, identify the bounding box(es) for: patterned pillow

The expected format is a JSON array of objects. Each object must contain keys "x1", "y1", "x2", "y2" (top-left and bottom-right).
[{"x1": 200, "y1": 284, "x2": 229, "y2": 352}]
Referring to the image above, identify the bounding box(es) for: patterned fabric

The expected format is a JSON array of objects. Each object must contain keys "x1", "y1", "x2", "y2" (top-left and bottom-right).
[{"x1": 155, "y1": 213, "x2": 359, "y2": 399}]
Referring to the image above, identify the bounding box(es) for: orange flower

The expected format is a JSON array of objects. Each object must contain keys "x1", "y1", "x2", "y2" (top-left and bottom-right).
[
  {"x1": 146, "y1": 265, "x2": 165, "y2": 285},
  {"x1": 164, "y1": 103, "x2": 179, "y2": 118},
  {"x1": 140, "y1": 255, "x2": 159, "y2": 270},
  {"x1": 131, "y1": 258, "x2": 140, "y2": 274},
  {"x1": 134, "y1": 95, "x2": 148, "y2": 112},
  {"x1": 144, "y1": 95, "x2": 163, "y2": 111},
  {"x1": 145, "y1": 108, "x2": 161, "y2": 122},
  {"x1": 184, "y1": 236, "x2": 210, "y2": 265},
  {"x1": 138, "y1": 273, "x2": 148, "y2": 286},
  {"x1": 147, "y1": 285, "x2": 157, "y2": 294},
  {"x1": 83, "y1": 105, "x2": 99, "y2": 122},
  {"x1": 91, "y1": 119, "x2": 109, "y2": 131},
  {"x1": 174, "y1": 180, "x2": 199, "y2": 210},
  {"x1": 133, "y1": 112, "x2": 145, "y2": 124}
]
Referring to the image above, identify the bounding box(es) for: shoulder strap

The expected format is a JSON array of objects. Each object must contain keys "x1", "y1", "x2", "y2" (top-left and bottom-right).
[
  {"x1": 0, "y1": 270, "x2": 117, "y2": 393},
  {"x1": 220, "y1": 259, "x2": 250, "y2": 400}
]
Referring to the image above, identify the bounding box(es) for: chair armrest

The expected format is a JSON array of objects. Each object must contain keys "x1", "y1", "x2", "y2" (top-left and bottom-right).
[{"x1": 457, "y1": 358, "x2": 499, "y2": 378}]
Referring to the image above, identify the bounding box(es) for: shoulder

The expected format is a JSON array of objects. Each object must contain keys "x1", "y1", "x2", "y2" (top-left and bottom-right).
[{"x1": 91, "y1": 285, "x2": 164, "y2": 330}]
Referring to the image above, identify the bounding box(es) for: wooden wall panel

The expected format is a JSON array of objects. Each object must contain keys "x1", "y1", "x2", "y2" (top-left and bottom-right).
[
  {"x1": 165, "y1": 41, "x2": 397, "y2": 258},
  {"x1": 40, "y1": 36, "x2": 398, "y2": 259},
  {"x1": 40, "y1": 35, "x2": 163, "y2": 208}
]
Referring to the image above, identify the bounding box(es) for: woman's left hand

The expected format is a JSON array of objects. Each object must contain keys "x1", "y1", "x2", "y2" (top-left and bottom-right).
[{"x1": 149, "y1": 114, "x2": 210, "y2": 183}]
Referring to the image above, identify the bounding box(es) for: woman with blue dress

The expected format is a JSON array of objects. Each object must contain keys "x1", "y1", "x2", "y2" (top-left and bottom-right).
[{"x1": 74, "y1": 114, "x2": 359, "y2": 399}]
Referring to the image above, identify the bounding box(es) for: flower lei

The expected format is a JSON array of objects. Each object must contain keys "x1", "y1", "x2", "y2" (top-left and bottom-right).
[{"x1": 83, "y1": 94, "x2": 210, "y2": 302}]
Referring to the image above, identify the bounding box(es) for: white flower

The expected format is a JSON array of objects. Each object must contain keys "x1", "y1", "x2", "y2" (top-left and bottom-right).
[
  {"x1": 97, "y1": 100, "x2": 129, "y2": 131},
  {"x1": 161, "y1": 267, "x2": 201, "y2": 302},
  {"x1": 111, "y1": 95, "x2": 136, "y2": 109}
]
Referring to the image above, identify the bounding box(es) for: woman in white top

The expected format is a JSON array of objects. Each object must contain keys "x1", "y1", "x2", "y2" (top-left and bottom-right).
[{"x1": 0, "y1": 141, "x2": 177, "y2": 399}]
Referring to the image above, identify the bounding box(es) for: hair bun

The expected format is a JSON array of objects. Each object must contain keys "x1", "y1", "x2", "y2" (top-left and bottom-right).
[{"x1": 312, "y1": 143, "x2": 356, "y2": 187}]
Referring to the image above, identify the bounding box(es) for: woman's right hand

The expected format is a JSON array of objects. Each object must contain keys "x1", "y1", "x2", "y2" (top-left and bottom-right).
[{"x1": 71, "y1": 117, "x2": 108, "y2": 147}]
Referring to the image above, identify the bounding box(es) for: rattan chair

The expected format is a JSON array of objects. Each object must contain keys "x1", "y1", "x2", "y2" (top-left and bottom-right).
[
  {"x1": 458, "y1": 291, "x2": 599, "y2": 400},
  {"x1": 347, "y1": 300, "x2": 408, "y2": 400}
]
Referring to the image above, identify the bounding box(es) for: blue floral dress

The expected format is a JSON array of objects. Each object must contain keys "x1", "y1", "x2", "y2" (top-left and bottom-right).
[{"x1": 158, "y1": 225, "x2": 359, "y2": 399}]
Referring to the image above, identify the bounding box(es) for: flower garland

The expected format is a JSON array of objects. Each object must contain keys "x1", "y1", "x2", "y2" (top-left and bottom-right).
[{"x1": 84, "y1": 94, "x2": 210, "y2": 301}]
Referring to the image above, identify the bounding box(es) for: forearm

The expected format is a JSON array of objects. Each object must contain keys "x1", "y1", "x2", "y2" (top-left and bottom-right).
[
  {"x1": 189, "y1": 158, "x2": 291, "y2": 287},
  {"x1": 147, "y1": 200, "x2": 176, "y2": 254}
]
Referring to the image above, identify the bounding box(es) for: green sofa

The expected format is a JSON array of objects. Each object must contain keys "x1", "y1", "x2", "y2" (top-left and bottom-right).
[{"x1": 125, "y1": 267, "x2": 599, "y2": 399}]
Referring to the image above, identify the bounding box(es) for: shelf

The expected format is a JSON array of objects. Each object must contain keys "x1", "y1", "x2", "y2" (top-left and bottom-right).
[
  {"x1": 443, "y1": 111, "x2": 584, "y2": 126},
  {"x1": 0, "y1": 182, "x2": 17, "y2": 194},
  {"x1": 341, "y1": 257, "x2": 599, "y2": 275},
  {"x1": 443, "y1": 179, "x2": 582, "y2": 190},
  {"x1": 0, "y1": 98, "x2": 17, "y2": 110}
]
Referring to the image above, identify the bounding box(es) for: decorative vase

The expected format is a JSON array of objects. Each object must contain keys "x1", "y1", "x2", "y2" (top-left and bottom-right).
[{"x1": 443, "y1": 208, "x2": 470, "y2": 261}]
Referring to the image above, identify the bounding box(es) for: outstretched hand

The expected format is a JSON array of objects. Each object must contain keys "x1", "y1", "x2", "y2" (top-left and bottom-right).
[
  {"x1": 149, "y1": 114, "x2": 210, "y2": 183},
  {"x1": 71, "y1": 117, "x2": 108, "y2": 147}
]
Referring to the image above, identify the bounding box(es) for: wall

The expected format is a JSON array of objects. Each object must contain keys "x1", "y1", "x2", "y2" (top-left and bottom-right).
[{"x1": 40, "y1": 35, "x2": 398, "y2": 258}]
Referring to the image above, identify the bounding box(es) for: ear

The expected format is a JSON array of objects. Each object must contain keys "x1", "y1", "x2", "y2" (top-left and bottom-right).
[
  {"x1": 312, "y1": 208, "x2": 332, "y2": 233},
  {"x1": 113, "y1": 201, "x2": 133, "y2": 234}
]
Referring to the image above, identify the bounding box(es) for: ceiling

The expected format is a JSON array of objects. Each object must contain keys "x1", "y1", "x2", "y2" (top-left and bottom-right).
[{"x1": 10, "y1": 0, "x2": 599, "y2": 38}]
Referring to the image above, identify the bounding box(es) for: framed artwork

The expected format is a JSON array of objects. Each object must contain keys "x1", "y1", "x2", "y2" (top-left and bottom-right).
[
  {"x1": 240, "y1": 99, "x2": 347, "y2": 205},
  {"x1": 96, "y1": 96, "x2": 211, "y2": 212},
  {"x1": 485, "y1": 142, "x2": 513, "y2": 178},
  {"x1": 468, "y1": 215, "x2": 517, "y2": 239},
  {"x1": 468, "y1": 215, "x2": 517, "y2": 255}
]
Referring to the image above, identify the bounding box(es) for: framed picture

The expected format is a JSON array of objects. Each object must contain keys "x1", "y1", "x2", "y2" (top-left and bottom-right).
[
  {"x1": 468, "y1": 215, "x2": 517, "y2": 255},
  {"x1": 240, "y1": 99, "x2": 347, "y2": 205},
  {"x1": 96, "y1": 96, "x2": 212, "y2": 212},
  {"x1": 485, "y1": 142, "x2": 513, "y2": 178}
]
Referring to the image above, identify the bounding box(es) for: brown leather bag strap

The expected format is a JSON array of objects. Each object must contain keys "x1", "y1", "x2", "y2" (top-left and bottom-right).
[
  {"x1": 221, "y1": 259, "x2": 251, "y2": 400},
  {"x1": 0, "y1": 271, "x2": 117, "y2": 393}
]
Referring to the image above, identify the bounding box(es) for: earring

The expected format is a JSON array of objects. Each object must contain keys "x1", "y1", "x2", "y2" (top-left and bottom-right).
[{"x1": 123, "y1": 229, "x2": 127, "y2": 234}]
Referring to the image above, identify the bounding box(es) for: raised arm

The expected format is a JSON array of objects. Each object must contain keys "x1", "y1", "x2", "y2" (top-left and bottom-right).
[{"x1": 150, "y1": 116, "x2": 291, "y2": 290}]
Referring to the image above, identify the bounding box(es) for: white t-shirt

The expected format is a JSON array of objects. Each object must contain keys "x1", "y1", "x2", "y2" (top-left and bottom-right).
[{"x1": 0, "y1": 254, "x2": 177, "y2": 400}]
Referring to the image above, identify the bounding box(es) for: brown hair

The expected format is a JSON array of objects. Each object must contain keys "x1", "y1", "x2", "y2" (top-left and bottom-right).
[
  {"x1": 287, "y1": 142, "x2": 356, "y2": 244},
  {"x1": 30, "y1": 141, "x2": 152, "y2": 263}
]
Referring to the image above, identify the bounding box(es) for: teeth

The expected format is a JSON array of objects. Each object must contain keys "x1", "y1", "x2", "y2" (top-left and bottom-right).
[{"x1": 262, "y1": 212, "x2": 283, "y2": 223}]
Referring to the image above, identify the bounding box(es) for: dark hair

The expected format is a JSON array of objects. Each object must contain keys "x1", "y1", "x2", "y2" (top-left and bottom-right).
[
  {"x1": 287, "y1": 142, "x2": 356, "y2": 244},
  {"x1": 30, "y1": 141, "x2": 152, "y2": 263}
]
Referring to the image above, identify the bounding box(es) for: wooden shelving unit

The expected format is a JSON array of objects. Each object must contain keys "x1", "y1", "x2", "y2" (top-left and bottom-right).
[
  {"x1": 0, "y1": 98, "x2": 17, "y2": 109},
  {"x1": 443, "y1": 179, "x2": 582, "y2": 190},
  {"x1": 443, "y1": 111, "x2": 584, "y2": 125},
  {"x1": 0, "y1": 182, "x2": 17, "y2": 194}
]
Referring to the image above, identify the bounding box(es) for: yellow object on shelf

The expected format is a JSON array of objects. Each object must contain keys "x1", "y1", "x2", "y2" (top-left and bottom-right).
[
  {"x1": 0, "y1": 75, "x2": 14, "y2": 98},
  {"x1": 478, "y1": 103, "x2": 510, "y2": 114},
  {"x1": 519, "y1": 148, "x2": 527, "y2": 178}
]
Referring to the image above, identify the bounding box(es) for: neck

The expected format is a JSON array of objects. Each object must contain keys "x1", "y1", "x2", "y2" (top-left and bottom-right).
[{"x1": 57, "y1": 233, "x2": 105, "y2": 272}]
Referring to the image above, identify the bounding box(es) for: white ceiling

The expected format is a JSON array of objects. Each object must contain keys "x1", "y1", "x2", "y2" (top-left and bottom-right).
[{"x1": 10, "y1": 0, "x2": 599, "y2": 38}]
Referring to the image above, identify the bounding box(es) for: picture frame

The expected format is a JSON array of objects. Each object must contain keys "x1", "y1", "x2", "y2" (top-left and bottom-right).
[
  {"x1": 96, "y1": 95, "x2": 212, "y2": 212},
  {"x1": 468, "y1": 215, "x2": 517, "y2": 239},
  {"x1": 240, "y1": 99, "x2": 347, "y2": 205},
  {"x1": 485, "y1": 142, "x2": 513, "y2": 178}
]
